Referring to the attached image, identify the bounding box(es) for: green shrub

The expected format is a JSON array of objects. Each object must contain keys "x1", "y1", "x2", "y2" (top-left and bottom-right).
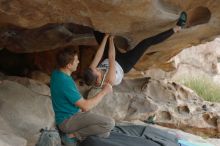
[{"x1": 179, "y1": 76, "x2": 220, "y2": 102}]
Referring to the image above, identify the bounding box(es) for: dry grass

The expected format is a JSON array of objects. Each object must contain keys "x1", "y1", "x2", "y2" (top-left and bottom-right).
[{"x1": 179, "y1": 76, "x2": 220, "y2": 102}]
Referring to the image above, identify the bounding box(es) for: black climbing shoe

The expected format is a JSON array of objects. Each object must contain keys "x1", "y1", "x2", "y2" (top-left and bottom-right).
[{"x1": 176, "y1": 11, "x2": 187, "y2": 28}]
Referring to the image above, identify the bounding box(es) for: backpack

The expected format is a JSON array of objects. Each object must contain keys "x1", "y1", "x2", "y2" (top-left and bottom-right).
[{"x1": 36, "y1": 128, "x2": 61, "y2": 146}]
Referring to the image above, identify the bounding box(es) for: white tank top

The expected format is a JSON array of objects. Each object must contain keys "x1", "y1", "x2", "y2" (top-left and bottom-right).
[{"x1": 98, "y1": 59, "x2": 124, "y2": 86}]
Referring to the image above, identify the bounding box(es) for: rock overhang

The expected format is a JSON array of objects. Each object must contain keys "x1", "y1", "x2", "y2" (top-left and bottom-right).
[{"x1": 0, "y1": 0, "x2": 220, "y2": 72}]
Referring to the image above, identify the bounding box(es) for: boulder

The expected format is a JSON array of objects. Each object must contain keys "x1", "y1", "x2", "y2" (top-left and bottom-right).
[
  {"x1": 87, "y1": 78, "x2": 220, "y2": 137},
  {"x1": 0, "y1": 80, "x2": 54, "y2": 145},
  {"x1": 0, "y1": 0, "x2": 220, "y2": 72}
]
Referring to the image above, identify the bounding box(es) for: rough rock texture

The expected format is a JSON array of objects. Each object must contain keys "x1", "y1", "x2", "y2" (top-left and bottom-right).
[
  {"x1": 0, "y1": 113, "x2": 27, "y2": 146},
  {"x1": 1, "y1": 0, "x2": 220, "y2": 144},
  {"x1": 1, "y1": 75, "x2": 51, "y2": 96},
  {"x1": 0, "y1": 79, "x2": 54, "y2": 145},
  {"x1": 0, "y1": 130, "x2": 26, "y2": 146},
  {"x1": 0, "y1": 0, "x2": 220, "y2": 71},
  {"x1": 0, "y1": 73, "x2": 219, "y2": 145},
  {"x1": 169, "y1": 39, "x2": 220, "y2": 80},
  {"x1": 87, "y1": 78, "x2": 220, "y2": 138},
  {"x1": 0, "y1": 23, "x2": 95, "y2": 53},
  {"x1": 126, "y1": 37, "x2": 220, "y2": 81}
]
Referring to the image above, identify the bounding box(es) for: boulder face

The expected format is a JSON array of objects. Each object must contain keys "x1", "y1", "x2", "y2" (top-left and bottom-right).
[
  {"x1": 87, "y1": 78, "x2": 220, "y2": 138},
  {"x1": 126, "y1": 38, "x2": 220, "y2": 81},
  {"x1": 0, "y1": 78, "x2": 54, "y2": 146},
  {"x1": 0, "y1": 0, "x2": 220, "y2": 71},
  {"x1": 0, "y1": 1, "x2": 215, "y2": 31}
]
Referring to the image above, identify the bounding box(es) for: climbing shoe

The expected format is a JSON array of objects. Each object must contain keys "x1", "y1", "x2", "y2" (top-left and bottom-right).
[{"x1": 176, "y1": 11, "x2": 187, "y2": 28}]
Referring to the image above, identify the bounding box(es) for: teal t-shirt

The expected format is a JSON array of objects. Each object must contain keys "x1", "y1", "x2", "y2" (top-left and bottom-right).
[{"x1": 50, "y1": 70, "x2": 82, "y2": 125}]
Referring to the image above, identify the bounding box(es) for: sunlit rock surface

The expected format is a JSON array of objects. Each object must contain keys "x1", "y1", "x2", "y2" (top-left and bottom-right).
[
  {"x1": 0, "y1": 0, "x2": 220, "y2": 71},
  {"x1": 0, "y1": 79, "x2": 54, "y2": 146},
  {"x1": 88, "y1": 78, "x2": 220, "y2": 138}
]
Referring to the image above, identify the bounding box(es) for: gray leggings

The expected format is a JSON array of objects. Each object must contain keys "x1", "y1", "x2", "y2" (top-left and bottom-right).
[{"x1": 59, "y1": 112, "x2": 115, "y2": 141}]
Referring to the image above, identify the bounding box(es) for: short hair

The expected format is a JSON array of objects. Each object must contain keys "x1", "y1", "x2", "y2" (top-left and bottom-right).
[
  {"x1": 83, "y1": 68, "x2": 97, "y2": 86},
  {"x1": 56, "y1": 47, "x2": 78, "y2": 68}
]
